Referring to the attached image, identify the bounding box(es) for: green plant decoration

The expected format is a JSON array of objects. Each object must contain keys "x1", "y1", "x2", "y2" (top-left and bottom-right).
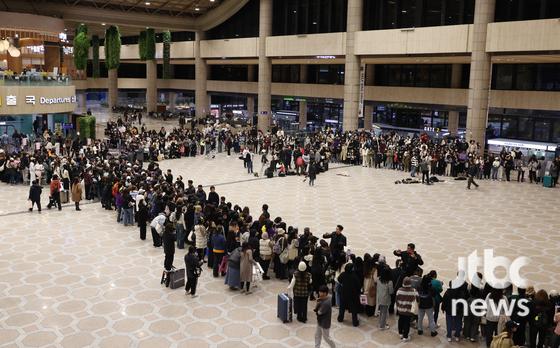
[
  {"x1": 138, "y1": 31, "x2": 147, "y2": 61},
  {"x1": 73, "y1": 24, "x2": 90, "y2": 71},
  {"x1": 145, "y1": 28, "x2": 156, "y2": 60},
  {"x1": 162, "y1": 30, "x2": 171, "y2": 79},
  {"x1": 77, "y1": 116, "x2": 96, "y2": 140},
  {"x1": 92, "y1": 35, "x2": 100, "y2": 78},
  {"x1": 104, "y1": 25, "x2": 121, "y2": 70}
]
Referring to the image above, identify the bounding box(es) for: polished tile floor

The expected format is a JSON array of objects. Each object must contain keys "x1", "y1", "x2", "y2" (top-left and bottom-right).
[{"x1": 1, "y1": 152, "x2": 559, "y2": 347}]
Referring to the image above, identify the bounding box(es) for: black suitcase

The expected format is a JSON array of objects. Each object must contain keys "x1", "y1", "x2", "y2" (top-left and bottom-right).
[
  {"x1": 169, "y1": 268, "x2": 185, "y2": 289},
  {"x1": 277, "y1": 293, "x2": 293, "y2": 323}
]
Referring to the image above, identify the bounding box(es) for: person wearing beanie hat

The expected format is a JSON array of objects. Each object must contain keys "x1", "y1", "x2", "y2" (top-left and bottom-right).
[
  {"x1": 395, "y1": 276, "x2": 419, "y2": 342},
  {"x1": 259, "y1": 232, "x2": 273, "y2": 280},
  {"x1": 288, "y1": 261, "x2": 312, "y2": 323}
]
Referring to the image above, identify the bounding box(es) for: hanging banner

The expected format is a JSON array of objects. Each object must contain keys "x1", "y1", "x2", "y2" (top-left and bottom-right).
[{"x1": 358, "y1": 63, "x2": 365, "y2": 118}]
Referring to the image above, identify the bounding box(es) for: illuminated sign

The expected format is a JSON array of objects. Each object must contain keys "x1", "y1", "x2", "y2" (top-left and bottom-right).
[{"x1": 6, "y1": 95, "x2": 16, "y2": 106}]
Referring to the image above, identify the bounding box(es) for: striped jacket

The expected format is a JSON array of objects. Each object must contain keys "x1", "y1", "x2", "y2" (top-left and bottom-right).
[{"x1": 396, "y1": 285, "x2": 419, "y2": 316}]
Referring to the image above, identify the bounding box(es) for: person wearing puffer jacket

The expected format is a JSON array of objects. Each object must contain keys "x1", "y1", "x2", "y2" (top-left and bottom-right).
[
  {"x1": 259, "y1": 232, "x2": 273, "y2": 280},
  {"x1": 194, "y1": 219, "x2": 207, "y2": 261}
]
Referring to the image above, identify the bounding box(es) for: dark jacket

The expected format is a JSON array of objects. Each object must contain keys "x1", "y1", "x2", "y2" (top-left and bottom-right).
[
  {"x1": 136, "y1": 202, "x2": 149, "y2": 224},
  {"x1": 207, "y1": 191, "x2": 219, "y2": 207},
  {"x1": 338, "y1": 266, "x2": 361, "y2": 312},
  {"x1": 322, "y1": 232, "x2": 347, "y2": 253},
  {"x1": 29, "y1": 184, "x2": 42, "y2": 201},
  {"x1": 393, "y1": 250, "x2": 424, "y2": 276},
  {"x1": 184, "y1": 252, "x2": 202, "y2": 278},
  {"x1": 162, "y1": 228, "x2": 176, "y2": 255},
  {"x1": 212, "y1": 233, "x2": 227, "y2": 252}
]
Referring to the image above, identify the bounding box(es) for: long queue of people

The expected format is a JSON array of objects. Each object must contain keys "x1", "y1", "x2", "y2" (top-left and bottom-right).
[{"x1": 1, "y1": 117, "x2": 560, "y2": 348}]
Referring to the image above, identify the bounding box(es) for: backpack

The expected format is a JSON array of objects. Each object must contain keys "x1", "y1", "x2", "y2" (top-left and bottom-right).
[
  {"x1": 273, "y1": 237, "x2": 284, "y2": 255},
  {"x1": 418, "y1": 291, "x2": 434, "y2": 309}
]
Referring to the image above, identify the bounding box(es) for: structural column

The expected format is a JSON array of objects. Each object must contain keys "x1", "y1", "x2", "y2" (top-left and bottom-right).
[
  {"x1": 466, "y1": 0, "x2": 495, "y2": 146},
  {"x1": 77, "y1": 92, "x2": 87, "y2": 111},
  {"x1": 363, "y1": 65, "x2": 375, "y2": 130},
  {"x1": 146, "y1": 59, "x2": 157, "y2": 113},
  {"x1": 195, "y1": 31, "x2": 209, "y2": 119},
  {"x1": 257, "y1": 0, "x2": 273, "y2": 133},
  {"x1": 247, "y1": 96, "x2": 255, "y2": 117},
  {"x1": 448, "y1": 64, "x2": 463, "y2": 136},
  {"x1": 44, "y1": 44, "x2": 61, "y2": 73},
  {"x1": 108, "y1": 69, "x2": 118, "y2": 109},
  {"x1": 169, "y1": 91, "x2": 177, "y2": 111},
  {"x1": 299, "y1": 100, "x2": 307, "y2": 130},
  {"x1": 342, "y1": 0, "x2": 363, "y2": 131}
]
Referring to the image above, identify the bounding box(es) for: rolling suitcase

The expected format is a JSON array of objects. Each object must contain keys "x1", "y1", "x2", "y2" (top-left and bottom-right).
[
  {"x1": 60, "y1": 191, "x2": 69, "y2": 203},
  {"x1": 277, "y1": 293, "x2": 293, "y2": 323},
  {"x1": 543, "y1": 175, "x2": 553, "y2": 188},
  {"x1": 169, "y1": 268, "x2": 185, "y2": 289}
]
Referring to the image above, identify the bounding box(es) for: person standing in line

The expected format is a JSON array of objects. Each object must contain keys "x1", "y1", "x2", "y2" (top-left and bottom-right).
[
  {"x1": 162, "y1": 222, "x2": 176, "y2": 272},
  {"x1": 307, "y1": 160, "x2": 317, "y2": 186},
  {"x1": 376, "y1": 265, "x2": 394, "y2": 330},
  {"x1": 239, "y1": 242, "x2": 257, "y2": 294},
  {"x1": 246, "y1": 149, "x2": 254, "y2": 174},
  {"x1": 47, "y1": 174, "x2": 62, "y2": 210},
  {"x1": 136, "y1": 195, "x2": 149, "y2": 240},
  {"x1": 28, "y1": 179, "x2": 42, "y2": 212},
  {"x1": 314, "y1": 285, "x2": 336, "y2": 348},
  {"x1": 467, "y1": 159, "x2": 480, "y2": 190},
  {"x1": 288, "y1": 261, "x2": 312, "y2": 323},
  {"x1": 185, "y1": 246, "x2": 202, "y2": 298},
  {"x1": 71, "y1": 177, "x2": 83, "y2": 211},
  {"x1": 396, "y1": 277, "x2": 419, "y2": 342}
]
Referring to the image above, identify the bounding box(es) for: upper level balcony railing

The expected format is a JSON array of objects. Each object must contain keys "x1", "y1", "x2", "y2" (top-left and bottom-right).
[{"x1": 0, "y1": 71, "x2": 72, "y2": 86}]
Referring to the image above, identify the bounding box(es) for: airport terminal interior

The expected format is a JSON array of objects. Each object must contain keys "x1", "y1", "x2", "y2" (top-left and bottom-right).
[{"x1": 0, "y1": 0, "x2": 560, "y2": 347}]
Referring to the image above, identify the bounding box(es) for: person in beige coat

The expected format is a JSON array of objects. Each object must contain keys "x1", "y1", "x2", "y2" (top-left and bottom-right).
[
  {"x1": 363, "y1": 254, "x2": 377, "y2": 317},
  {"x1": 239, "y1": 242, "x2": 257, "y2": 294},
  {"x1": 71, "y1": 177, "x2": 82, "y2": 211}
]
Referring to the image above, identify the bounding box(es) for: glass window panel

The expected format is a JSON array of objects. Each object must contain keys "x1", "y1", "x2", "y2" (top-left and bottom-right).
[
  {"x1": 415, "y1": 65, "x2": 430, "y2": 87},
  {"x1": 424, "y1": 0, "x2": 443, "y2": 26},
  {"x1": 388, "y1": 65, "x2": 402, "y2": 86},
  {"x1": 383, "y1": 0, "x2": 398, "y2": 28},
  {"x1": 430, "y1": 64, "x2": 450, "y2": 87},
  {"x1": 515, "y1": 64, "x2": 536, "y2": 90},
  {"x1": 494, "y1": 65, "x2": 514, "y2": 90},
  {"x1": 517, "y1": 117, "x2": 533, "y2": 140},
  {"x1": 401, "y1": 65, "x2": 416, "y2": 86},
  {"x1": 445, "y1": 0, "x2": 462, "y2": 25},
  {"x1": 398, "y1": 0, "x2": 416, "y2": 28},
  {"x1": 488, "y1": 115, "x2": 502, "y2": 138},
  {"x1": 534, "y1": 119, "x2": 552, "y2": 142},
  {"x1": 553, "y1": 120, "x2": 560, "y2": 143},
  {"x1": 501, "y1": 116, "x2": 518, "y2": 138},
  {"x1": 521, "y1": 0, "x2": 541, "y2": 20}
]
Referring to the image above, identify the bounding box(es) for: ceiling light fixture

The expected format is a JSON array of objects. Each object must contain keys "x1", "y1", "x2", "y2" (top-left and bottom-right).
[
  {"x1": 101, "y1": 23, "x2": 106, "y2": 26},
  {"x1": 145, "y1": 1, "x2": 150, "y2": 5},
  {"x1": 195, "y1": 7, "x2": 200, "y2": 11}
]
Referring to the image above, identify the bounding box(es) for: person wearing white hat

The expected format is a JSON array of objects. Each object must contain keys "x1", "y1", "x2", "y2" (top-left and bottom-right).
[{"x1": 288, "y1": 261, "x2": 312, "y2": 323}]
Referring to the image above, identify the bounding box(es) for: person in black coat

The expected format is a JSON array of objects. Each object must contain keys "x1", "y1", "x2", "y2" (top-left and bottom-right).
[
  {"x1": 162, "y1": 222, "x2": 176, "y2": 271},
  {"x1": 337, "y1": 263, "x2": 361, "y2": 327},
  {"x1": 393, "y1": 243, "x2": 424, "y2": 277},
  {"x1": 322, "y1": 225, "x2": 347, "y2": 264},
  {"x1": 28, "y1": 180, "x2": 42, "y2": 212},
  {"x1": 307, "y1": 160, "x2": 317, "y2": 186},
  {"x1": 184, "y1": 246, "x2": 202, "y2": 297},
  {"x1": 207, "y1": 186, "x2": 220, "y2": 207},
  {"x1": 136, "y1": 197, "x2": 149, "y2": 240}
]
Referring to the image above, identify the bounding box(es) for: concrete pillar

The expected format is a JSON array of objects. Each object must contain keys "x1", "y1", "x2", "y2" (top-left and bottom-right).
[
  {"x1": 108, "y1": 69, "x2": 118, "y2": 109},
  {"x1": 300, "y1": 64, "x2": 308, "y2": 84},
  {"x1": 77, "y1": 92, "x2": 87, "y2": 110},
  {"x1": 44, "y1": 45, "x2": 61, "y2": 73},
  {"x1": 248, "y1": 65, "x2": 256, "y2": 82},
  {"x1": 364, "y1": 104, "x2": 373, "y2": 130},
  {"x1": 257, "y1": 0, "x2": 273, "y2": 133},
  {"x1": 146, "y1": 60, "x2": 157, "y2": 113},
  {"x1": 299, "y1": 100, "x2": 307, "y2": 129},
  {"x1": 342, "y1": 0, "x2": 363, "y2": 131},
  {"x1": 448, "y1": 63, "x2": 462, "y2": 136},
  {"x1": 195, "y1": 31, "x2": 209, "y2": 119},
  {"x1": 169, "y1": 91, "x2": 177, "y2": 111},
  {"x1": 466, "y1": 0, "x2": 495, "y2": 147},
  {"x1": 247, "y1": 96, "x2": 255, "y2": 125}
]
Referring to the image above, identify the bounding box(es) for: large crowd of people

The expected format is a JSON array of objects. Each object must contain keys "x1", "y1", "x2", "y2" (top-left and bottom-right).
[{"x1": 1, "y1": 115, "x2": 559, "y2": 348}]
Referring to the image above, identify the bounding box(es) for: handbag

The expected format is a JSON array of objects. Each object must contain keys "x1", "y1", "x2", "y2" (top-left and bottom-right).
[
  {"x1": 360, "y1": 294, "x2": 368, "y2": 306},
  {"x1": 410, "y1": 300, "x2": 418, "y2": 316},
  {"x1": 279, "y1": 247, "x2": 289, "y2": 264}
]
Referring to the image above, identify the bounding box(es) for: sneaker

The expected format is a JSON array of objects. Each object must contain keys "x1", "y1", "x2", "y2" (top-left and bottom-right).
[
  {"x1": 191, "y1": 294, "x2": 198, "y2": 298},
  {"x1": 454, "y1": 337, "x2": 459, "y2": 342},
  {"x1": 430, "y1": 331, "x2": 438, "y2": 337},
  {"x1": 245, "y1": 290, "x2": 252, "y2": 295},
  {"x1": 447, "y1": 338, "x2": 452, "y2": 342},
  {"x1": 399, "y1": 335, "x2": 403, "y2": 339},
  {"x1": 469, "y1": 338, "x2": 476, "y2": 342},
  {"x1": 402, "y1": 337, "x2": 410, "y2": 342}
]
